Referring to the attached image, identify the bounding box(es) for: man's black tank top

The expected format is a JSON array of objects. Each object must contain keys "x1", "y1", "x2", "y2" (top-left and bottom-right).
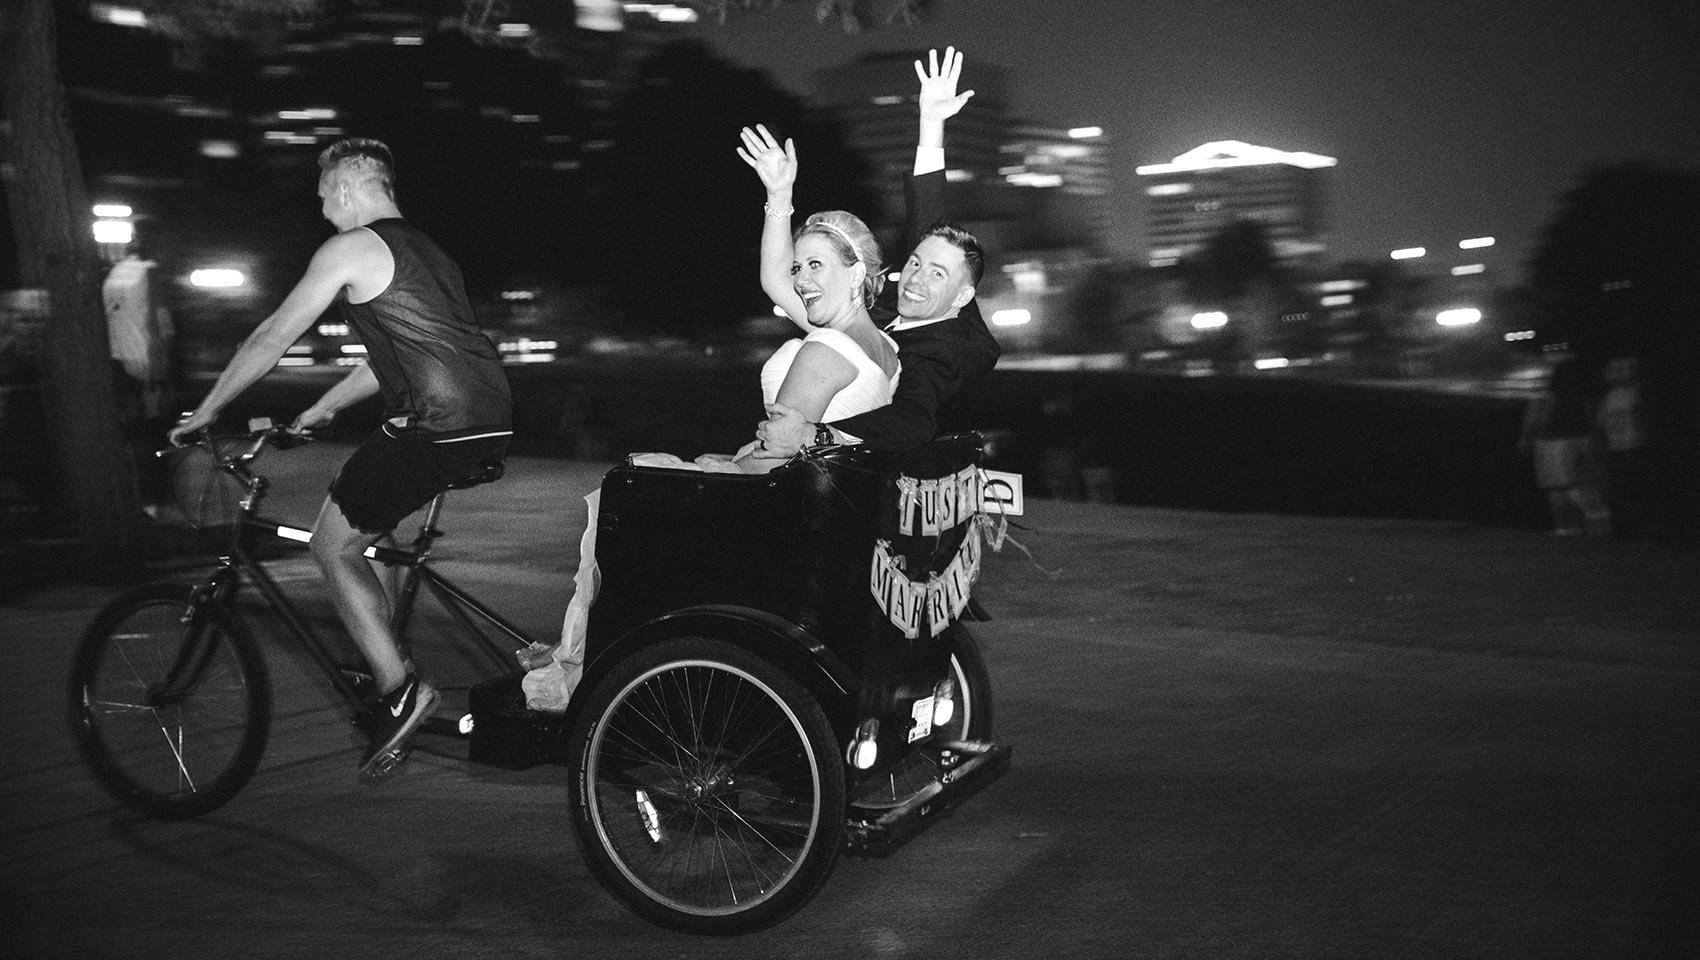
[{"x1": 339, "y1": 218, "x2": 512, "y2": 440}]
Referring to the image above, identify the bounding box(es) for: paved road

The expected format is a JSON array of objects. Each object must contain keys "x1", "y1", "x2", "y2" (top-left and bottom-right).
[{"x1": 3, "y1": 445, "x2": 1696, "y2": 959}]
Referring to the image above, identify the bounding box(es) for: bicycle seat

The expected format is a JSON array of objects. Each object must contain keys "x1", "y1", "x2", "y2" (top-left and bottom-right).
[{"x1": 446, "y1": 459, "x2": 506, "y2": 489}]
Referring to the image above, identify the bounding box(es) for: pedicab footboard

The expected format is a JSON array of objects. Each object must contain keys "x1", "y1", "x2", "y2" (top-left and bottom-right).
[
  {"x1": 845, "y1": 738, "x2": 1013, "y2": 856},
  {"x1": 466, "y1": 673, "x2": 571, "y2": 769}
]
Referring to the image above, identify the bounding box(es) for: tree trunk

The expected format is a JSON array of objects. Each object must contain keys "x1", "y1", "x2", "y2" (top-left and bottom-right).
[{"x1": 1, "y1": 0, "x2": 140, "y2": 578}]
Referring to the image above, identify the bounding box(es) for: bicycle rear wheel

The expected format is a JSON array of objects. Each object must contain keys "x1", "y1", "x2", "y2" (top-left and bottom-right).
[
  {"x1": 70, "y1": 582, "x2": 271, "y2": 818},
  {"x1": 570, "y1": 637, "x2": 844, "y2": 934}
]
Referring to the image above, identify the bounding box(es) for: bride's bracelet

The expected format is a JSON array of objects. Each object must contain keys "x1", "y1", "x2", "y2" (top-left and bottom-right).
[{"x1": 763, "y1": 201, "x2": 793, "y2": 219}]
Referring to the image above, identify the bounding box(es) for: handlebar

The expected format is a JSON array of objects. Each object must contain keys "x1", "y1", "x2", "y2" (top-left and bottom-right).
[{"x1": 156, "y1": 417, "x2": 314, "y2": 466}]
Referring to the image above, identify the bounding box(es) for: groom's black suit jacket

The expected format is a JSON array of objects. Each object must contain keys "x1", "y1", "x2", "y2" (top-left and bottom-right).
[{"x1": 827, "y1": 170, "x2": 1000, "y2": 452}]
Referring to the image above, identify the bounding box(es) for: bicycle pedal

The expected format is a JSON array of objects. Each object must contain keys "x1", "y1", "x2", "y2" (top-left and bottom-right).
[{"x1": 361, "y1": 747, "x2": 411, "y2": 782}]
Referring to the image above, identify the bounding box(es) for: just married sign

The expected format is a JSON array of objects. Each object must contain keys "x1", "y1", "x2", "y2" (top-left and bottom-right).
[{"x1": 868, "y1": 464, "x2": 985, "y2": 639}]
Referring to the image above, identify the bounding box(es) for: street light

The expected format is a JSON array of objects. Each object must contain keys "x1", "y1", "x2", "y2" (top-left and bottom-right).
[
  {"x1": 1436, "y1": 308, "x2": 1481, "y2": 326},
  {"x1": 1191, "y1": 311, "x2": 1228, "y2": 330},
  {"x1": 1390, "y1": 247, "x2": 1426, "y2": 260}
]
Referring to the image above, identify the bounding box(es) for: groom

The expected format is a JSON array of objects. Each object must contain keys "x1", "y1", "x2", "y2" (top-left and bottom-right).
[{"x1": 757, "y1": 46, "x2": 999, "y2": 457}]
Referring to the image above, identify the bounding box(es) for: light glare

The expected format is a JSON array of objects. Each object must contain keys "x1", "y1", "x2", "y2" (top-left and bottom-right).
[
  {"x1": 1191, "y1": 311, "x2": 1228, "y2": 330},
  {"x1": 189, "y1": 269, "x2": 244, "y2": 288},
  {"x1": 92, "y1": 204, "x2": 132, "y2": 218},
  {"x1": 93, "y1": 220, "x2": 133, "y2": 244},
  {"x1": 92, "y1": 4, "x2": 147, "y2": 28},
  {"x1": 1458, "y1": 237, "x2": 1495, "y2": 249},
  {"x1": 1436, "y1": 308, "x2": 1481, "y2": 326},
  {"x1": 991, "y1": 309, "x2": 1032, "y2": 327},
  {"x1": 1390, "y1": 247, "x2": 1426, "y2": 260}
]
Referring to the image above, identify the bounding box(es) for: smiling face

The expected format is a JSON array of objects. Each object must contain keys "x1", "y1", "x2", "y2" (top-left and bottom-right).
[
  {"x1": 897, "y1": 236, "x2": 974, "y2": 321},
  {"x1": 791, "y1": 234, "x2": 864, "y2": 328}
]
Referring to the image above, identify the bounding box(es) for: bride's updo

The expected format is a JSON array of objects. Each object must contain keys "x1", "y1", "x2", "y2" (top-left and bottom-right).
[{"x1": 796, "y1": 211, "x2": 885, "y2": 308}]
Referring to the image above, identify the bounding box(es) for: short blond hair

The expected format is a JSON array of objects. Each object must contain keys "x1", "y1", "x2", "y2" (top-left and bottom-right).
[{"x1": 318, "y1": 138, "x2": 396, "y2": 200}]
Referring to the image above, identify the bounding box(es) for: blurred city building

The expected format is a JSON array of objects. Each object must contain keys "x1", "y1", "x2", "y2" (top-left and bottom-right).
[
  {"x1": 809, "y1": 53, "x2": 1113, "y2": 350},
  {"x1": 1136, "y1": 140, "x2": 1335, "y2": 269},
  {"x1": 58, "y1": 1, "x2": 701, "y2": 362},
  {"x1": 809, "y1": 51, "x2": 1015, "y2": 231}
]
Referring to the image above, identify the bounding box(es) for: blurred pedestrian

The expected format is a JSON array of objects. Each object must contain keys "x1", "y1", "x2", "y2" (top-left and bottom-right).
[
  {"x1": 102, "y1": 225, "x2": 175, "y2": 515},
  {"x1": 1519, "y1": 354, "x2": 1610, "y2": 537},
  {"x1": 1597, "y1": 355, "x2": 1653, "y2": 537}
]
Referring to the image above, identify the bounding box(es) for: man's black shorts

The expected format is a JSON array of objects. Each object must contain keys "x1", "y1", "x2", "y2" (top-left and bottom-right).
[{"x1": 329, "y1": 426, "x2": 510, "y2": 534}]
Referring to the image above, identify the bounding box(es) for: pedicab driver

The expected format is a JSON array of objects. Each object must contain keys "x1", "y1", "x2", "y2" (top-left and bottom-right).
[{"x1": 168, "y1": 138, "x2": 513, "y2": 777}]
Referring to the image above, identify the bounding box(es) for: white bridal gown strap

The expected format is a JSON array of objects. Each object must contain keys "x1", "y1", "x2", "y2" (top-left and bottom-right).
[{"x1": 760, "y1": 327, "x2": 899, "y2": 421}]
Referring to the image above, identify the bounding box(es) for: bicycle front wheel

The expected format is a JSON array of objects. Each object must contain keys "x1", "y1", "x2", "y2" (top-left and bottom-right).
[
  {"x1": 570, "y1": 637, "x2": 844, "y2": 934},
  {"x1": 70, "y1": 582, "x2": 271, "y2": 818}
]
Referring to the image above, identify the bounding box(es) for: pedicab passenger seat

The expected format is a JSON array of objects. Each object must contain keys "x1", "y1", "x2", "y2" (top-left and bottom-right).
[
  {"x1": 586, "y1": 433, "x2": 988, "y2": 680},
  {"x1": 466, "y1": 434, "x2": 989, "y2": 770}
]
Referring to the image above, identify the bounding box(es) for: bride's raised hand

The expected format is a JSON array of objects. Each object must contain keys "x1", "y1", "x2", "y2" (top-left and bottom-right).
[{"x1": 736, "y1": 124, "x2": 797, "y2": 194}]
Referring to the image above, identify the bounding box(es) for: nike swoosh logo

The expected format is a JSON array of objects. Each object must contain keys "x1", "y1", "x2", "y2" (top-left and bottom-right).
[{"x1": 390, "y1": 696, "x2": 407, "y2": 718}]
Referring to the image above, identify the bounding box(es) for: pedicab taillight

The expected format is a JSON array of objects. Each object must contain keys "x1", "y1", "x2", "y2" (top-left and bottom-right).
[{"x1": 847, "y1": 718, "x2": 880, "y2": 770}]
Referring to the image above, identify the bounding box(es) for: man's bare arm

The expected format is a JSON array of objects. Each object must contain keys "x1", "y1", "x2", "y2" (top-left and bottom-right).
[
  {"x1": 170, "y1": 231, "x2": 374, "y2": 443},
  {"x1": 293, "y1": 362, "x2": 381, "y2": 432}
]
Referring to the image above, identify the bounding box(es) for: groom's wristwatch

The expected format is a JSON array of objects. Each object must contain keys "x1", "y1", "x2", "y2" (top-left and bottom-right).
[{"x1": 811, "y1": 422, "x2": 835, "y2": 447}]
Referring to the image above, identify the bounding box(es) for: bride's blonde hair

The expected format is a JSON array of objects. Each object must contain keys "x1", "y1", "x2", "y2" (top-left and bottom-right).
[{"x1": 796, "y1": 211, "x2": 884, "y2": 307}]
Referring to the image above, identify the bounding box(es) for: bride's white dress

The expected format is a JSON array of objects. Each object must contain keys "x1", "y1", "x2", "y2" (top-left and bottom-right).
[
  {"x1": 759, "y1": 326, "x2": 899, "y2": 421},
  {"x1": 522, "y1": 326, "x2": 898, "y2": 711}
]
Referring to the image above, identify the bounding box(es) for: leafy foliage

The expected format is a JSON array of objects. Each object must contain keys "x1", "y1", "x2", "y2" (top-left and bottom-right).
[{"x1": 1528, "y1": 161, "x2": 1700, "y2": 361}]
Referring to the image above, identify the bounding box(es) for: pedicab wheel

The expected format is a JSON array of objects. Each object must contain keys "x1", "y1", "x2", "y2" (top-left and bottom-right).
[
  {"x1": 943, "y1": 623, "x2": 994, "y2": 741},
  {"x1": 569, "y1": 637, "x2": 845, "y2": 934},
  {"x1": 69, "y1": 582, "x2": 271, "y2": 819}
]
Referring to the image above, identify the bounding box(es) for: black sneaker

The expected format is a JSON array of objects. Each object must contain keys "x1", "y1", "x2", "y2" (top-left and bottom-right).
[{"x1": 359, "y1": 674, "x2": 439, "y2": 776}]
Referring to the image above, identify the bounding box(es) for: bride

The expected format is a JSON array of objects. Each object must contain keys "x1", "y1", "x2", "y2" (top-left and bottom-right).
[{"x1": 640, "y1": 124, "x2": 898, "y2": 474}]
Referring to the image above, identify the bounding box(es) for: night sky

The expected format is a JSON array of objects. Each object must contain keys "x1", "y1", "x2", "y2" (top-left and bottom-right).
[{"x1": 684, "y1": 0, "x2": 1700, "y2": 274}]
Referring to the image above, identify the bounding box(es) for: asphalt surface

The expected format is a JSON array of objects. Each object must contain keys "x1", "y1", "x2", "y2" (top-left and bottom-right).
[{"x1": 2, "y1": 443, "x2": 1696, "y2": 959}]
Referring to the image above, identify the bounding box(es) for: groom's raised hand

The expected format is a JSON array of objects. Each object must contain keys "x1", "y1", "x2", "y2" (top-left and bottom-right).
[{"x1": 916, "y1": 46, "x2": 974, "y2": 130}]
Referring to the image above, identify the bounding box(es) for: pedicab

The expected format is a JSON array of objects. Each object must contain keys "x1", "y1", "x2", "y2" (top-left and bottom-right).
[{"x1": 468, "y1": 432, "x2": 1013, "y2": 934}]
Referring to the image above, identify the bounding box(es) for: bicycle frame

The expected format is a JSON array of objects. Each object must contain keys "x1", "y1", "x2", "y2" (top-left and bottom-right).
[{"x1": 183, "y1": 434, "x2": 534, "y2": 715}]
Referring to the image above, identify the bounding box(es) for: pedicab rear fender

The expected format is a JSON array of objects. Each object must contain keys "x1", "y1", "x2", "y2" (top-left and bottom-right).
[{"x1": 582, "y1": 603, "x2": 857, "y2": 722}]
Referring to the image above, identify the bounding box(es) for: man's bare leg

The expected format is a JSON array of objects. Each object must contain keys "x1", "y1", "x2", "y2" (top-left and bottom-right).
[{"x1": 310, "y1": 495, "x2": 408, "y2": 694}]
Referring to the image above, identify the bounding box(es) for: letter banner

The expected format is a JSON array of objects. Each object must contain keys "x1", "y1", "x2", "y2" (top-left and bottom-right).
[{"x1": 868, "y1": 514, "x2": 983, "y2": 639}]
